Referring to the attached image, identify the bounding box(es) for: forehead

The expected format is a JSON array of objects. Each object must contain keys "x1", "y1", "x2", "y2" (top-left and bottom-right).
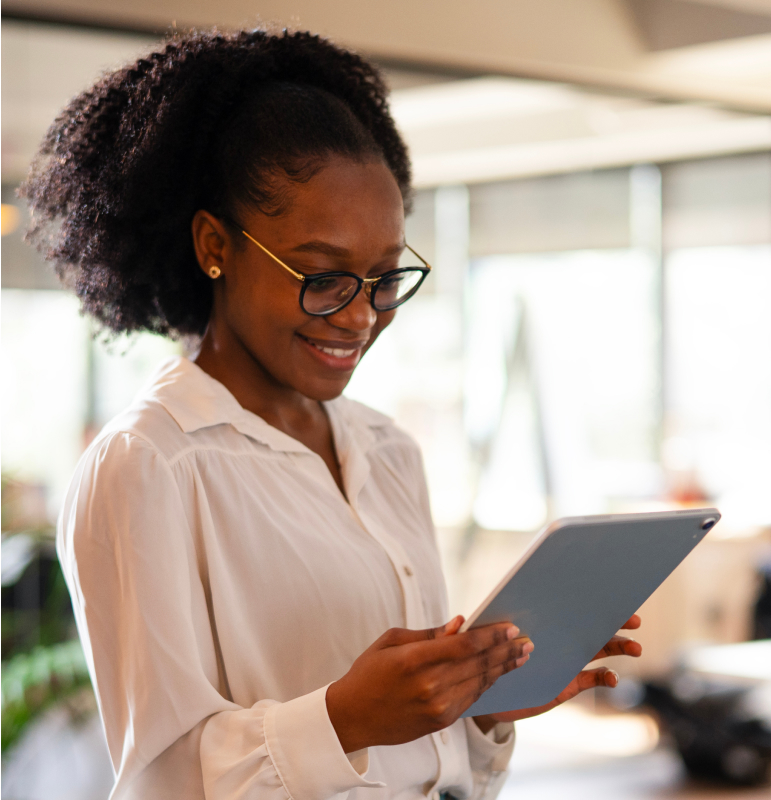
[{"x1": 247, "y1": 157, "x2": 405, "y2": 249}]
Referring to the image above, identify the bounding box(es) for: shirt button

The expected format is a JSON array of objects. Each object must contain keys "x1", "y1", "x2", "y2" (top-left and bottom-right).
[
  {"x1": 403, "y1": 565, "x2": 413, "y2": 576},
  {"x1": 440, "y1": 730, "x2": 449, "y2": 745}
]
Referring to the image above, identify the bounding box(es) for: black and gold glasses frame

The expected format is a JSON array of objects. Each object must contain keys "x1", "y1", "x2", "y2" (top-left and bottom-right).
[{"x1": 223, "y1": 217, "x2": 432, "y2": 317}]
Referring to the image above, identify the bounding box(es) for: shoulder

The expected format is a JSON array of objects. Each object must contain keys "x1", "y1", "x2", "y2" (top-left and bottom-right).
[
  {"x1": 95, "y1": 396, "x2": 192, "y2": 465},
  {"x1": 67, "y1": 414, "x2": 181, "y2": 515},
  {"x1": 66, "y1": 359, "x2": 220, "y2": 500},
  {"x1": 88, "y1": 355, "x2": 245, "y2": 465},
  {"x1": 59, "y1": 363, "x2": 207, "y2": 548}
]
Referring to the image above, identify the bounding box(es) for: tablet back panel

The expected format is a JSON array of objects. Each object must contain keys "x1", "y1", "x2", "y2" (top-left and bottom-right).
[{"x1": 462, "y1": 509, "x2": 719, "y2": 716}]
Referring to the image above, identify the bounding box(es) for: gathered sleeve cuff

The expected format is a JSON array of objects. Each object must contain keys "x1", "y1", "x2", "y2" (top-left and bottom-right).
[
  {"x1": 199, "y1": 684, "x2": 383, "y2": 800},
  {"x1": 462, "y1": 719, "x2": 515, "y2": 800},
  {"x1": 264, "y1": 684, "x2": 383, "y2": 798},
  {"x1": 464, "y1": 717, "x2": 515, "y2": 779}
]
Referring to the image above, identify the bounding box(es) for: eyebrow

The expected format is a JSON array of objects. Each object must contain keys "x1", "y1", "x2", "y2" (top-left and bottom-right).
[{"x1": 290, "y1": 240, "x2": 405, "y2": 258}]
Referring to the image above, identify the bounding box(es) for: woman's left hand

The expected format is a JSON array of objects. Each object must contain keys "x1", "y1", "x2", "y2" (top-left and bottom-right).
[{"x1": 473, "y1": 614, "x2": 642, "y2": 732}]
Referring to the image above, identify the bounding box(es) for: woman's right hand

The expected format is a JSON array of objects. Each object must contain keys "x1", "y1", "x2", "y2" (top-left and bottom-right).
[{"x1": 325, "y1": 616, "x2": 533, "y2": 753}]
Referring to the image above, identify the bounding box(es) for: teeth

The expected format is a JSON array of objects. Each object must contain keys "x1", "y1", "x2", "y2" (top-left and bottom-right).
[
  {"x1": 319, "y1": 346, "x2": 356, "y2": 357},
  {"x1": 302, "y1": 337, "x2": 360, "y2": 358}
]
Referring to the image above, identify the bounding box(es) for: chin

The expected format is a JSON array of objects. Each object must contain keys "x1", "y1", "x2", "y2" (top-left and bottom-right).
[{"x1": 300, "y1": 375, "x2": 352, "y2": 403}]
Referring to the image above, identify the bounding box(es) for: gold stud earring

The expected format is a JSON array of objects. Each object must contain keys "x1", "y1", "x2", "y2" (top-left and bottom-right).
[{"x1": 208, "y1": 265, "x2": 222, "y2": 279}]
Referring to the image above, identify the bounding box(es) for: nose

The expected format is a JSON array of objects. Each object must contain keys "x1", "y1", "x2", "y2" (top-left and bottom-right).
[{"x1": 327, "y1": 285, "x2": 377, "y2": 332}]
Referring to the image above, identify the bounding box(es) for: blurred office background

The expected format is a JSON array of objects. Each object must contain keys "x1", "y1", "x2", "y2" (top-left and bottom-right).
[{"x1": 2, "y1": 2, "x2": 771, "y2": 798}]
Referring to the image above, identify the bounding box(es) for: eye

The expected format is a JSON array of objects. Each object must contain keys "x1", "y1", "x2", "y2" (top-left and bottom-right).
[
  {"x1": 306, "y1": 275, "x2": 345, "y2": 293},
  {"x1": 378, "y1": 273, "x2": 405, "y2": 289}
]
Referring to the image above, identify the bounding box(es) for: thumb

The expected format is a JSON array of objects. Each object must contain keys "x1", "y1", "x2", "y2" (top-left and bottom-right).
[
  {"x1": 376, "y1": 616, "x2": 465, "y2": 648},
  {"x1": 440, "y1": 615, "x2": 465, "y2": 636}
]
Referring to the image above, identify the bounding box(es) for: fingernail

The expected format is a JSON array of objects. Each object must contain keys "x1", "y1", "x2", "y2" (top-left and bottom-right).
[
  {"x1": 515, "y1": 654, "x2": 530, "y2": 666},
  {"x1": 522, "y1": 641, "x2": 534, "y2": 655},
  {"x1": 506, "y1": 625, "x2": 520, "y2": 640},
  {"x1": 607, "y1": 670, "x2": 619, "y2": 686}
]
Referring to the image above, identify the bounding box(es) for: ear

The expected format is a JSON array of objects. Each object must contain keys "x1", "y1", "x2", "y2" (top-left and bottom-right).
[{"x1": 192, "y1": 210, "x2": 234, "y2": 278}]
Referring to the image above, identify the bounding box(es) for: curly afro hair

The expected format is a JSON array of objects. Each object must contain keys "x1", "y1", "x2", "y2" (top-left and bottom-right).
[{"x1": 20, "y1": 29, "x2": 413, "y2": 338}]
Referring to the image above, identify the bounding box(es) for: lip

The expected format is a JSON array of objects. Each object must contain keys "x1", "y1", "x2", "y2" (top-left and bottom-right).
[{"x1": 296, "y1": 333, "x2": 368, "y2": 371}]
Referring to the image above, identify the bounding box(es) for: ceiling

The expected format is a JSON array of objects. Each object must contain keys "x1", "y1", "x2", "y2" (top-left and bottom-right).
[
  {"x1": 394, "y1": 77, "x2": 771, "y2": 187},
  {"x1": 2, "y1": 2, "x2": 770, "y2": 188},
  {"x1": 3, "y1": 0, "x2": 771, "y2": 112}
]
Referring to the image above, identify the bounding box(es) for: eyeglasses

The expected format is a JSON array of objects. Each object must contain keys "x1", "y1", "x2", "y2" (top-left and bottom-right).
[{"x1": 228, "y1": 219, "x2": 432, "y2": 317}]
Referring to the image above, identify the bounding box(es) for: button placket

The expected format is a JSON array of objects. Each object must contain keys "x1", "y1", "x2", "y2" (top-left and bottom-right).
[
  {"x1": 349, "y1": 509, "x2": 453, "y2": 795},
  {"x1": 353, "y1": 508, "x2": 425, "y2": 630}
]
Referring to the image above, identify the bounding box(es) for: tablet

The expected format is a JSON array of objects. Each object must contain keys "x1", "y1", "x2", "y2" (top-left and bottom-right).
[{"x1": 460, "y1": 508, "x2": 721, "y2": 716}]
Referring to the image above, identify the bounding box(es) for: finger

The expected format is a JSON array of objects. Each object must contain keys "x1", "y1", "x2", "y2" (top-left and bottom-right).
[
  {"x1": 491, "y1": 667, "x2": 621, "y2": 723},
  {"x1": 589, "y1": 666, "x2": 619, "y2": 689},
  {"x1": 446, "y1": 636, "x2": 533, "y2": 686},
  {"x1": 377, "y1": 617, "x2": 465, "y2": 649},
  {"x1": 573, "y1": 667, "x2": 619, "y2": 694},
  {"x1": 455, "y1": 622, "x2": 522, "y2": 657},
  {"x1": 591, "y1": 634, "x2": 642, "y2": 661},
  {"x1": 620, "y1": 614, "x2": 641, "y2": 630},
  {"x1": 417, "y1": 621, "x2": 522, "y2": 666},
  {"x1": 454, "y1": 649, "x2": 529, "y2": 711},
  {"x1": 551, "y1": 667, "x2": 620, "y2": 707},
  {"x1": 440, "y1": 616, "x2": 465, "y2": 636}
]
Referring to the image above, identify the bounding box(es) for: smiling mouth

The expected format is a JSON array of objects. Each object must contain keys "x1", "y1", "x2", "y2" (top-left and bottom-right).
[
  {"x1": 314, "y1": 343, "x2": 358, "y2": 357},
  {"x1": 297, "y1": 334, "x2": 366, "y2": 359}
]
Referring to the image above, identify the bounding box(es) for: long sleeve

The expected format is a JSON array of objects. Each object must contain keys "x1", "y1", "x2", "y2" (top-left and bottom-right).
[{"x1": 58, "y1": 431, "x2": 380, "y2": 799}]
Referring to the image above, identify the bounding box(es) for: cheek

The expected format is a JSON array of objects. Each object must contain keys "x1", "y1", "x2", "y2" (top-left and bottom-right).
[{"x1": 224, "y1": 268, "x2": 302, "y2": 342}]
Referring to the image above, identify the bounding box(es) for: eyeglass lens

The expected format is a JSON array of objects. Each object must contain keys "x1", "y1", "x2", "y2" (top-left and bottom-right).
[
  {"x1": 302, "y1": 268, "x2": 426, "y2": 315},
  {"x1": 372, "y1": 268, "x2": 426, "y2": 310},
  {"x1": 303, "y1": 275, "x2": 360, "y2": 315}
]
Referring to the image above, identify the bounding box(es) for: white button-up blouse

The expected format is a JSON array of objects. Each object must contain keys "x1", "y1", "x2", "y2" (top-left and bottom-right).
[{"x1": 58, "y1": 357, "x2": 514, "y2": 800}]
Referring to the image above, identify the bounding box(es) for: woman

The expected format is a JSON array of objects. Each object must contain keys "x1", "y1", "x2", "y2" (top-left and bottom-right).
[{"x1": 22, "y1": 29, "x2": 641, "y2": 800}]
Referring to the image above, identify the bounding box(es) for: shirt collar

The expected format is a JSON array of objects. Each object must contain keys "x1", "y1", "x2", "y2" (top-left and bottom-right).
[{"x1": 144, "y1": 356, "x2": 391, "y2": 455}]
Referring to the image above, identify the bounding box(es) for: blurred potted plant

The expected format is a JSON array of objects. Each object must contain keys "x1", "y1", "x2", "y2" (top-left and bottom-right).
[{"x1": 1, "y1": 476, "x2": 93, "y2": 753}]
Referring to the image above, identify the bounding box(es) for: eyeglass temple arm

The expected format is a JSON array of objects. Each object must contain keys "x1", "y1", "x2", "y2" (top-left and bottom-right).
[
  {"x1": 239, "y1": 229, "x2": 307, "y2": 282},
  {"x1": 405, "y1": 243, "x2": 432, "y2": 271},
  {"x1": 240, "y1": 227, "x2": 432, "y2": 279},
  {"x1": 356, "y1": 246, "x2": 432, "y2": 286}
]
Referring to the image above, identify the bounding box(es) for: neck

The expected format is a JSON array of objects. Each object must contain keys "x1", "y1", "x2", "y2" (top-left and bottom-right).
[{"x1": 194, "y1": 318, "x2": 323, "y2": 436}]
